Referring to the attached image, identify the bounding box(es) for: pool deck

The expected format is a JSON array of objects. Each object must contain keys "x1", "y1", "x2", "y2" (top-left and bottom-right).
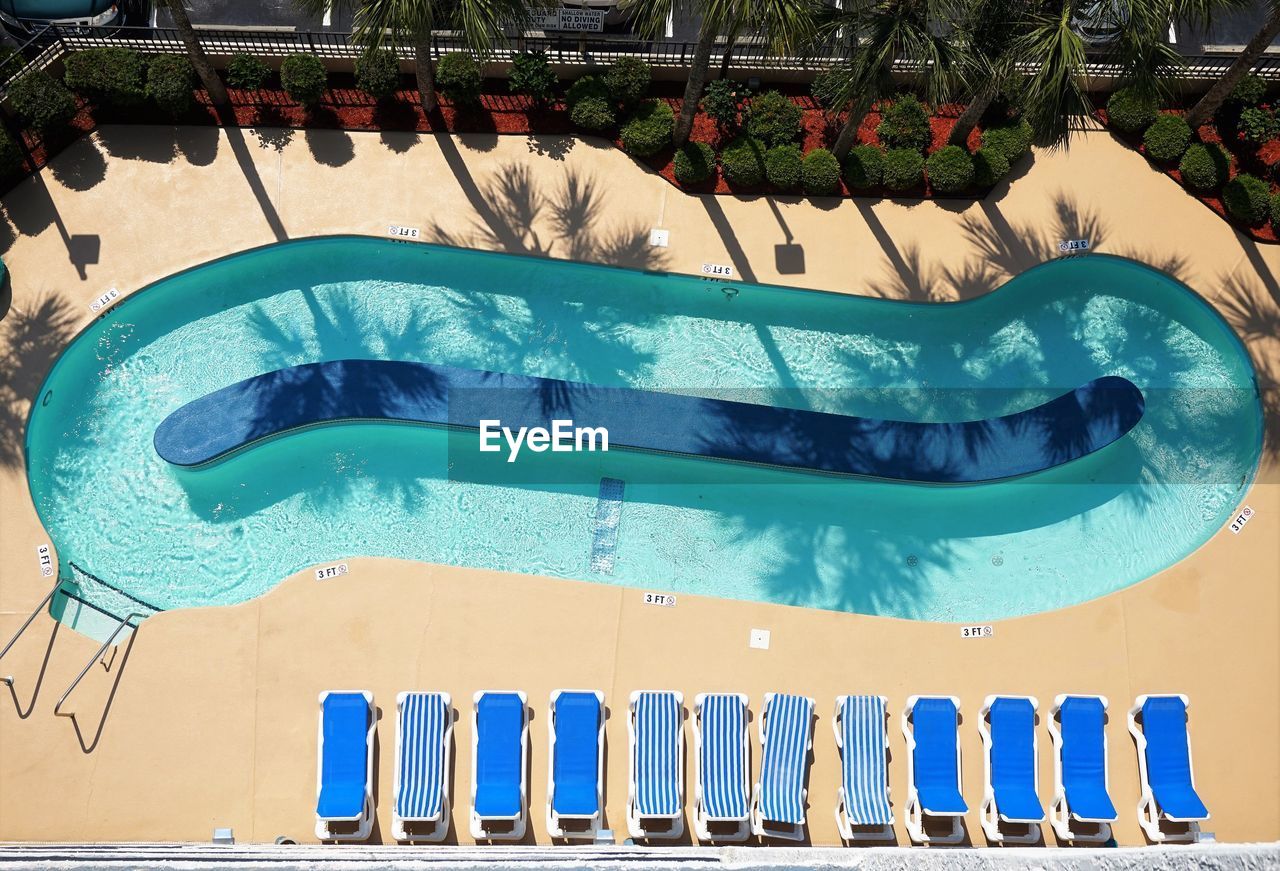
[{"x1": 0, "y1": 125, "x2": 1277, "y2": 848}]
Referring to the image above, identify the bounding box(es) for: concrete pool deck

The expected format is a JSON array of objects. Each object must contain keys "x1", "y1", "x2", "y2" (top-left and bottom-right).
[{"x1": 0, "y1": 125, "x2": 1276, "y2": 848}]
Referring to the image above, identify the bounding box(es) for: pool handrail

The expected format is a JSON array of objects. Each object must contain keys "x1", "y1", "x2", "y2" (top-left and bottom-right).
[{"x1": 0, "y1": 577, "x2": 64, "y2": 688}]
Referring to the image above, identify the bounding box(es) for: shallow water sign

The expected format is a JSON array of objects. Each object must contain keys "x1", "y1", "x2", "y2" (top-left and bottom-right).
[
  {"x1": 35, "y1": 543, "x2": 54, "y2": 577},
  {"x1": 1228, "y1": 505, "x2": 1254, "y2": 534},
  {"x1": 88, "y1": 287, "x2": 120, "y2": 313},
  {"x1": 960, "y1": 624, "x2": 994, "y2": 639},
  {"x1": 387, "y1": 224, "x2": 421, "y2": 240},
  {"x1": 314, "y1": 563, "x2": 349, "y2": 580}
]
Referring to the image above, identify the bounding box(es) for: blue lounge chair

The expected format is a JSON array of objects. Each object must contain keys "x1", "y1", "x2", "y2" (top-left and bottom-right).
[
  {"x1": 392, "y1": 691, "x2": 453, "y2": 842},
  {"x1": 1048, "y1": 694, "x2": 1117, "y2": 843},
  {"x1": 470, "y1": 690, "x2": 528, "y2": 840},
  {"x1": 833, "y1": 694, "x2": 894, "y2": 841},
  {"x1": 902, "y1": 695, "x2": 967, "y2": 844},
  {"x1": 315, "y1": 690, "x2": 375, "y2": 841},
  {"x1": 546, "y1": 689, "x2": 605, "y2": 839},
  {"x1": 693, "y1": 692, "x2": 750, "y2": 842},
  {"x1": 978, "y1": 695, "x2": 1045, "y2": 843},
  {"x1": 751, "y1": 692, "x2": 815, "y2": 840},
  {"x1": 626, "y1": 690, "x2": 684, "y2": 840},
  {"x1": 1128, "y1": 694, "x2": 1209, "y2": 842}
]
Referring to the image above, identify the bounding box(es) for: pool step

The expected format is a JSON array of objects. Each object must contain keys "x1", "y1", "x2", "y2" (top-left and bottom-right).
[{"x1": 589, "y1": 477, "x2": 625, "y2": 574}]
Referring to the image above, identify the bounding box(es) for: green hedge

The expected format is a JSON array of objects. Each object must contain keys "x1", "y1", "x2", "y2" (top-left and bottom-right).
[
  {"x1": 842, "y1": 144, "x2": 884, "y2": 189},
  {"x1": 620, "y1": 99, "x2": 674, "y2": 156},
  {"x1": 355, "y1": 49, "x2": 401, "y2": 102},
  {"x1": 972, "y1": 147, "x2": 1010, "y2": 187},
  {"x1": 226, "y1": 53, "x2": 269, "y2": 90},
  {"x1": 0, "y1": 127, "x2": 24, "y2": 176},
  {"x1": 1271, "y1": 191, "x2": 1280, "y2": 234},
  {"x1": 1106, "y1": 87, "x2": 1158, "y2": 134},
  {"x1": 720, "y1": 136, "x2": 766, "y2": 186},
  {"x1": 673, "y1": 141, "x2": 715, "y2": 185},
  {"x1": 765, "y1": 144, "x2": 803, "y2": 191},
  {"x1": 701, "y1": 79, "x2": 745, "y2": 132},
  {"x1": 566, "y1": 75, "x2": 609, "y2": 108},
  {"x1": 1223, "y1": 173, "x2": 1271, "y2": 224},
  {"x1": 1178, "y1": 143, "x2": 1229, "y2": 192},
  {"x1": 926, "y1": 145, "x2": 974, "y2": 194},
  {"x1": 437, "y1": 52, "x2": 482, "y2": 106},
  {"x1": 509, "y1": 50, "x2": 557, "y2": 105},
  {"x1": 146, "y1": 54, "x2": 195, "y2": 117},
  {"x1": 604, "y1": 57, "x2": 650, "y2": 107},
  {"x1": 1142, "y1": 114, "x2": 1191, "y2": 162},
  {"x1": 980, "y1": 118, "x2": 1033, "y2": 162},
  {"x1": 8, "y1": 71, "x2": 76, "y2": 132},
  {"x1": 1230, "y1": 74, "x2": 1268, "y2": 107},
  {"x1": 64, "y1": 46, "x2": 145, "y2": 108},
  {"x1": 882, "y1": 147, "x2": 924, "y2": 191},
  {"x1": 747, "y1": 90, "x2": 802, "y2": 147},
  {"x1": 570, "y1": 96, "x2": 615, "y2": 131},
  {"x1": 280, "y1": 53, "x2": 327, "y2": 107},
  {"x1": 802, "y1": 148, "x2": 841, "y2": 195},
  {"x1": 1239, "y1": 106, "x2": 1278, "y2": 145},
  {"x1": 877, "y1": 94, "x2": 931, "y2": 151}
]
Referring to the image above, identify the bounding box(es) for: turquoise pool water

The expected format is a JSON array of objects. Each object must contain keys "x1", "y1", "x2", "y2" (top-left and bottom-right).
[{"x1": 26, "y1": 237, "x2": 1262, "y2": 624}]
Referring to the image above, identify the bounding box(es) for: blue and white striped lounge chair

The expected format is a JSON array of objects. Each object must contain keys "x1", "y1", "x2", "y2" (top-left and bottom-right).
[
  {"x1": 978, "y1": 695, "x2": 1045, "y2": 844},
  {"x1": 1128, "y1": 694, "x2": 1209, "y2": 842},
  {"x1": 1048, "y1": 694, "x2": 1117, "y2": 843},
  {"x1": 833, "y1": 694, "x2": 894, "y2": 841},
  {"x1": 693, "y1": 692, "x2": 750, "y2": 842},
  {"x1": 751, "y1": 692, "x2": 815, "y2": 840},
  {"x1": 470, "y1": 690, "x2": 528, "y2": 841},
  {"x1": 392, "y1": 691, "x2": 453, "y2": 842},
  {"x1": 626, "y1": 690, "x2": 685, "y2": 840},
  {"x1": 902, "y1": 695, "x2": 967, "y2": 844},
  {"x1": 545, "y1": 689, "x2": 606, "y2": 839},
  {"x1": 315, "y1": 690, "x2": 375, "y2": 841}
]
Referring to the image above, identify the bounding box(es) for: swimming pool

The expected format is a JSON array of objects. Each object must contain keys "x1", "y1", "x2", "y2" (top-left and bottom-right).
[{"x1": 26, "y1": 237, "x2": 1262, "y2": 624}]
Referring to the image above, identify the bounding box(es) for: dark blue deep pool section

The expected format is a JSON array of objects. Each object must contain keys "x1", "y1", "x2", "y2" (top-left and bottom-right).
[{"x1": 153, "y1": 359, "x2": 1145, "y2": 482}]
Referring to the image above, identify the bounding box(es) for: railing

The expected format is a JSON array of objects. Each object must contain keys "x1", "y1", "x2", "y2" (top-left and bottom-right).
[
  {"x1": 0, "y1": 578, "x2": 65, "y2": 687},
  {"x1": 52, "y1": 610, "x2": 147, "y2": 719}
]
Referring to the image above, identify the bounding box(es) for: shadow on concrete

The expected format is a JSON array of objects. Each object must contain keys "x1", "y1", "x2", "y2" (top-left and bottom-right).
[
  {"x1": 223, "y1": 125, "x2": 288, "y2": 241},
  {"x1": 305, "y1": 127, "x2": 356, "y2": 167},
  {"x1": 0, "y1": 291, "x2": 77, "y2": 469},
  {"x1": 48, "y1": 138, "x2": 108, "y2": 191}
]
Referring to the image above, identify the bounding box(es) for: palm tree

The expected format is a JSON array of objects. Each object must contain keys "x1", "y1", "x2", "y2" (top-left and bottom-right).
[
  {"x1": 159, "y1": 0, "x2": 229, "y2": 110},
  {"x1": 626, "y1": 0, "x2": 818, "y2": 147},
  {"x1": 298, "y1": 0, "x2": 536, "y2": 113},
  {"x1": 1185, "y1": 0, "x2": 1275, "y2": 127},
  {"x1": 819, "y1": 0, "x2": 957, "y2": 159},
  {"x1": 946, "y1": 0, "x2": 1036, "y2": 146}
]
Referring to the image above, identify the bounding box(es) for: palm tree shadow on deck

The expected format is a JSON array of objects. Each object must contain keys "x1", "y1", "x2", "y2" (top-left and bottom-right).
[{"x1": 0, "y1": 292, "x2": 77, "y2": 470}]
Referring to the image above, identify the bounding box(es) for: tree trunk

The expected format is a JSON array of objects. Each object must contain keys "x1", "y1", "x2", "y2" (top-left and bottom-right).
[
  {"x1": 833, "y1": 100, "x2": 870, "y2": 160},
  {"x1": 413, "y1": 37, "x2": 438, "y2": 113},
  {"x1": 718, "y1": 22, "x2": 741, "y2": 78},
  {"x1": 162, "y1": 0, "x2": 228, "y2": 109},
  {"x1": 1186, "y1": 8, "x2": 1280, "y2": 129},
  {"x1": 674, "y1": 22, "x2": 719, "y2": 147},
  {"x1": 949, "y1": 84, "x2": 994, "y2": 147}
]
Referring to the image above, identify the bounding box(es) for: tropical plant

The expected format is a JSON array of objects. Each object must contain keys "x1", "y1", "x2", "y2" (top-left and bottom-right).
[
  {"x1": 146, "y1": 54, "x2": 196, "y2": 116},
  {"x1": 926, "y1": 144, "x2": 974, "y2": 192},
  {"x1": 227, "y1": 53, "x2": 270, "y2": 90},
  {"x1": 701, "y1": 79, "x2": 747, "y2": 133},
  {"x1": 1178, "y1": 142, "x2": 1229, "y2": 191},
  {"x1": 64, "y1": 47, "x2": 146, "y2": 108},
  {"x1": 1229, "y1": 73, "x2": 1268, "y2": 106},
  {"x1": 674, "y1": 140, "x2": 716, "y2": 184},
  {"x1": 843, "y1": 144, "x2": 885, "y2": 189},
  {"x1": 605, "y1": 57, "x2": 652, "y2": 107},
  {"x1": 620, "y1": 99, "x2": 675, "y2": 155},
  {"x1": 509, "y1": 50, "x2": 557, "y2": 105},
  {"x1": 882, "y1": 146, "x2": 924, "y2": 190},
  {"x1": 356, "y1": 48, "x2": 402, "y2": 101},
  {"x1": 720, "y1": 135, "x2": 767, "y2": 185},
  {"x1": 1223, "y1": 172, "x2": 1271, "y2": 223},
  {"x1": 0, "y1": 127, "x2": 25, "y2": 176},
  {"x1": 946, "y1": 0, "x2": 1037, "y2": 146},
  {"x1": 1239, "y1": 106, "x2": 1279, "y2": 145},
  {"x1": 1187, "y1": 1, "x2": 1280, "y2": 128},
  {"x1": 436, "y1": 52, "x2": 483, "y2": 106},
  {"x1": 281, "y1": 53, "x2": 328, "y2": 106},
  {"x1": 802, "y1": 148, "x2": 841, "y2": 194},
  {"x1": 877, "y1": 93, "x2": 932, "y2": 150},
  {"x1": 158, "y1": 0, "x2": 229, "y2": 109},
  {"x1": 1142, "y1": 113, "x2": 1192, "y2": 161},
  {"x1": 8, "y1": 71, "x2": 76, "y2": 132},
  {"x1": 747, "y1": 90, "x2": 803, "y2": 147},
  {"x1": 765, "y1": 143, "x2": 804, "y2": 189}
]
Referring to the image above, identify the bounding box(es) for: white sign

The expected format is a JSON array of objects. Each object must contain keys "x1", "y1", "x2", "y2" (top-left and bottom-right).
[
  {"x1": 701, "y1": 262, "x2": 734, "y2": 278},
  {"x1": 1058, "y1": 239, "x2": 1090, "y2": 254},
  {"x1": 314, "y1": 563, "x2": 349, "y2": 580},
  {"x1": 1228, "y1": 505, "x2": 1254, "y2": 534},
  {"x1": 89, "y1": 287, "x2": 120, "y2": 313},
  {"x1": 388, "y1": 224, "x2": 421, "y2": 240},
  {"x1": 643, "y1": 592, "x2": 676, "y2": 607},
  {"x1": 35, "y1": 543, "x2": 54, "y2": 578},
  {"x1": 749, "y1": 628, "x2": 771, "y2": 650},
  {"x1": 532, "y1": 8, "x2": 604, "y2": 31},
  {"x1": 648, "y1": 228, "x2": 669, "y2": 248},
  {"x1": 960, "y1": 624, "x2": 994, "y2": 639}
]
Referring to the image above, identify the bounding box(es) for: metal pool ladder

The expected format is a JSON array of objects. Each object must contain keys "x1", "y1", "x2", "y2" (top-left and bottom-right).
[
  {"x1": 0, "y1": 578, "x2": 64, "y2": 687},
  {"x1": 53, "y1": 610, "x2": 148, "y2": 719}
]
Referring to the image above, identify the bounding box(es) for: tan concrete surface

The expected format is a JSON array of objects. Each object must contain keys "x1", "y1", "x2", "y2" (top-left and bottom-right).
[{"x1": 0, "y1": 125, "x2": 1276, "y2": 848}]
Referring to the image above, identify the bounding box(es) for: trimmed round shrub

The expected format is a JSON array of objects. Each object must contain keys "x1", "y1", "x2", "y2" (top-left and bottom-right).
[
  {"x1": 1230, "y1": 73, "x2": 1268, "y2": 106},
  {"x1": 620, "y1": 99, "x2": 674, "y2": 157},
  {"x1": 877, "y1": 94, "x2": 931, "y2": 151},
  {"x1": 1143, "y1": 113, "x2": 1192, "y2": 162},
  {"x1": 0, "y1": 127, "x2": 25, "y2": 176},
  {"x1": 1106, "y1": 87, "x2": 1158, "y2": 134},
  {"x1": 1178, "y1": 143, "x2": 1229, "y2": 192},
  {"x1": 1223, "y1": 173, "x2": 1271, "y2": 224},
  {"x1": 926, "y1": 145, "x2": 974, "y2": 194},
  {"x1": 972, "y1": 147, "x2": 1010, "y2": 187},
  {"x1": 802, "y1": 148, "x2": 841, "y2": 195},
  {"x1": 842, "y1": 144, "x2": 884, "y2": 189},
  {"x1": 747, "y1": 90, "x2": 802, "y2": 147},
  {"x1": 64, "y1": 46, "x2": 145, "y2": 108},
  {"x1": 565, "y1": 74, "x2": 609, "y2": 109},
  {"x1": 702, "y1": 79, "x2": 745, "y2": 132},
  {"x1": 8, "y1": 71, "x2": 76, "y2": 132},
  {"x1": 720, "y1": 136, "x2": 766, "y2": 186},
  {"x1": 673, "y1": 140, "x2": 715, "y2": 185},
  {"x1": 570, "y1": 96, "x2": 615, "y2": 131},
  {"x1": 280, "y1": 52, "x2": 327, "y2": 107},
  {"x1": 765, "y1": 143, "x2": 803, "y2": 191},
  {"x1": 436, "y1": 52, "x2": 482, "y2": 107},
  {"x1": 355, "y1": 48, "x2": 401, "y2": 101},
  {"x1": 882, "y1": 147, "x2": 925, "y2": 191},
  {"x1": 226, "y1": 52, "x2": 269, "y2": 90},
  {"x1": 1239, "y1": 106, "x2": 1278, "y2": 145},
  {"x1": 604, "y1": 57, "x2": 650, "y2": 107},
  {"x1": 1271, "y1": 192, "x2": 1280, "y2": 233},
  {"x1": 509, "y1": 50, "x2": 557, "y2": 106},
  {"x1": 145, "y1": 54, "x2": 195, "y2": 117},
  {"x1": 980, "y1": 118, "x2": 1033, "y2": 162}
]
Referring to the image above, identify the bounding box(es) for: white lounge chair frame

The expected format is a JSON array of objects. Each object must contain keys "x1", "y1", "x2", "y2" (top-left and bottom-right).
[
  {"x1": 1047, "y1": 693, "x2": 1114, "y2": 844},
  {"x1": 469, "y1": 689, "x2": 528, "y2": 841},
  {"x1": 751, "y1": 692, "x2": 816, "y2": 841},
  {"x1": 901, "y1": 694, "x2": 965, "y2": 845},
  {"x1": 978, "y1": 694, "x2": 1043, "y2": 845},
  {"x1": 545, "y1": 688, "x2": 606, "y2": 840},
  {"x1": 314, "y1": 690, "x2": 375, "y2": 841},
  {"x1": 392, "y1": 691, "x2": 454, "y2": 843},
  {"x1": 626, "y1": 689, "x2": 685, "y2": 841},
  {"x1": 1127, "y1": 693, "x2": 1208, "y2": 843},
  {"x1": 693, "y1": 692, "x2": 751, "y2": 843},
  {"x1": 833, "y1": 694, "x2": 894, "y2": 842}
]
